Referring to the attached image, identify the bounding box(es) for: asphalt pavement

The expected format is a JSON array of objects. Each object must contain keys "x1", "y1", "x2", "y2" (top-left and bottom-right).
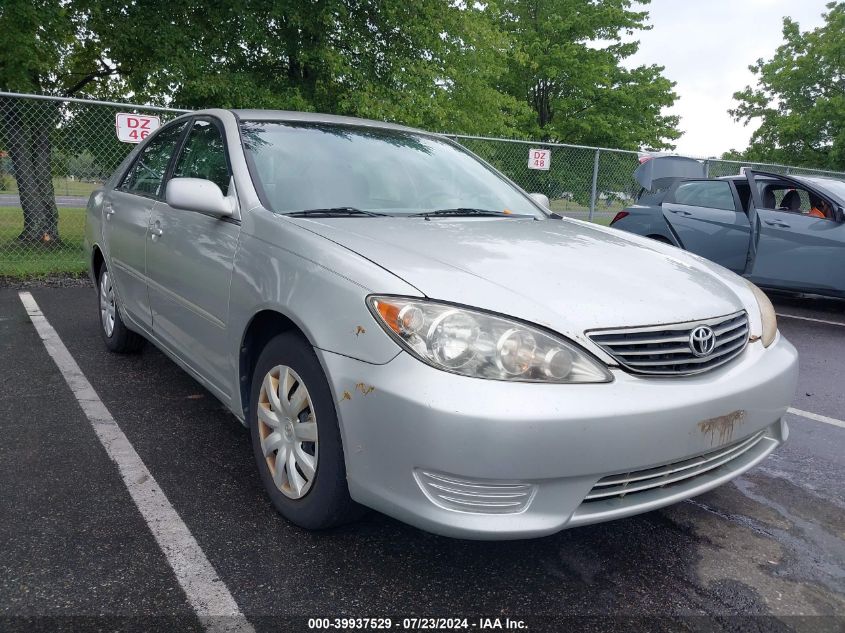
[{"x1": 1, "y1": 285, "x2": 843, "y2": 632}]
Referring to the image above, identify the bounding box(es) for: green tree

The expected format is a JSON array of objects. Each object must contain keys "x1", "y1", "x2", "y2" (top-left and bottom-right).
[
  {"x1": 1, "y1": 0, "x2": 683, "y2": 247},
  {"x1": 496, "y1": 0, "x2": 680, "y2": 149},
  {"x1": 1, "y1": 0, "x2": 525, "y2": 241},
  {"x1": 730, "y1": 2, "x2": 845, "y2": 169},
  {"x1": 0, "y1": 0, "x2": 130, "y2": 243},
  {"x1": 84, "y1": 0, "x2": 529, "y2": 135}
]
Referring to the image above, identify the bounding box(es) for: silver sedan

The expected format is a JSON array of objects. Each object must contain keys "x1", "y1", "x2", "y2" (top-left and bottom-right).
[{"x1": 85, "y1": 109, "x2": 798, "y2": 539}]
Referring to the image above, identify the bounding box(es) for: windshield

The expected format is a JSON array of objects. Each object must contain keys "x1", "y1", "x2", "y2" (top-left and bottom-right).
[{"x1": 239, "y1": 121, "x2": 544, "y2": 218}]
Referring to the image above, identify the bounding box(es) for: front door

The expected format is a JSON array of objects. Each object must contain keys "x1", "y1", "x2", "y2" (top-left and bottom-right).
[
  {"x1": 745, "y1": 172, "x2": 845, "y2": 294},
  {"x1": 103, "y1": 121, "x2": 187, "y2": 330},
  {"x1": 145, "y1": 117, "x2": 240, "y2": 397}
]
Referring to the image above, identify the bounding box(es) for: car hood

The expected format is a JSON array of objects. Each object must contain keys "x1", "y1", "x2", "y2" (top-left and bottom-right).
[{"x1": 286, "y1": 216, "x2": 751, "y2": 349}]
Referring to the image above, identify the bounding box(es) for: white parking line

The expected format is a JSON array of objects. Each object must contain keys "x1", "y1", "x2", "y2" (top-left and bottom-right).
[
  {"x1": 787, "y1": 407, "x2": 845, "y2": 430},
  {"x1": 776, "y1": 312, "x2": 845, "y2": 327},
  {"x1": 18, "y1": 292, "x2": 254, "y2": 633}
]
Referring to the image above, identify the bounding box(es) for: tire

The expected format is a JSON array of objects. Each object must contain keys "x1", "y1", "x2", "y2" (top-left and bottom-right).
[
  {"x1": 98, "y1": 264, "x2": 145, "y2": 353},
  {"x1": 249, "y1": 332, "x2": 362, "y2": 530}
]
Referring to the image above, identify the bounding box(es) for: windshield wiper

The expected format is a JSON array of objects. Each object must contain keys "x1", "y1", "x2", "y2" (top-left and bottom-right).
[
  {"x1": 286, "y1": 207, "x2": 387, "y2": 217},
  {"x1": 410, "y1": 208, "x2": 530, "y2": 218}
]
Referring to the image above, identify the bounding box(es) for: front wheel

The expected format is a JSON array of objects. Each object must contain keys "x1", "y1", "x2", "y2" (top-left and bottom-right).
[
  {"x1": 98, "y1": 264, "x2": 144, "y2": 353},
  {"x1": 250, "y1": 332, "x2": 362, "y2": 530}
]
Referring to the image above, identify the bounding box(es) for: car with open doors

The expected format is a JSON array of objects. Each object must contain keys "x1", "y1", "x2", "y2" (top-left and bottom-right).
[
  {"x1": 611, "y1": 156, "x2": 845, "y2": 298},
  {"x1": 86, "y1": 110, "x2": 797, "y2": 539}
]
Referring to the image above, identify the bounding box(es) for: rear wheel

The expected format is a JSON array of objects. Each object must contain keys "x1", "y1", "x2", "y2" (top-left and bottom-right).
[
  {"x1": 98, "y1": 264, "x2": 144, "y2": 353},
  {"x1": 249, "y1": 332, "x2": 362, "y2": 529}
]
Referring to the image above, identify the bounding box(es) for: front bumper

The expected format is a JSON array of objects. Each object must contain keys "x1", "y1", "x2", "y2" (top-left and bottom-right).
[{"x1": 318, "y1": 334, "x2": 798, "y2": 540}]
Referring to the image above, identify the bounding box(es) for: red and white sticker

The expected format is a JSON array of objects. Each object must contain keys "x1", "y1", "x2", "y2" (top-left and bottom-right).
[
  {"x1": 115, "y1": 113, "x2": 161, "y2": 143},
  {"x1": 528, "y1": 148, "x2": 550, "y2": 170}
]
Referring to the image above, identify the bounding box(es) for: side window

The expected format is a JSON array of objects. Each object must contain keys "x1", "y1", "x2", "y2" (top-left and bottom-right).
[
  {"x1": 120, "y1": 122, "x2": 186, "y2": 197},
  {"x1": 172, "y1": 119, "x2": 230, "y2": 193},
  {"x1": 673, "y1": 181, "x2": 736, "y2": 211},
  {"x1": 770, "y1": 187, "x2": 812, "y2": 214}
]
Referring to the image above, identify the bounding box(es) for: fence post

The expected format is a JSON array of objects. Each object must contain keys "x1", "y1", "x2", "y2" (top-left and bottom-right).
[
  {"x1": 589, "y1": 149, "x2": 600, "y2": 222},
  {"x1": 703, "y1": 159, "x2": 710, "y2": 178}
]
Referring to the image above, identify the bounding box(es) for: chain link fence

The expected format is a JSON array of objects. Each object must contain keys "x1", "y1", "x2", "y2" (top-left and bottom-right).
[
  {"x1": 450, "y1": 134, "x2": 845, "y2": 224},
  {"x1": 2, "y1": 91, "x2": 844, "y2": 277},
  {"x1": 0, "y1": 92, "x2": 188, "y2": 277}
]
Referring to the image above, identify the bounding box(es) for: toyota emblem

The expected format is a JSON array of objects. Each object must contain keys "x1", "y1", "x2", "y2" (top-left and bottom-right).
[{"x1": 689, "y1": 325, "x2": 716, "y2": 357}]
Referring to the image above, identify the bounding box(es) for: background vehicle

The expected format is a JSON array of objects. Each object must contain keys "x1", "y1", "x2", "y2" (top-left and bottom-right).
[
  {"x1": 86, "y1": 110, "x2": 797, "y2": 540},
  {"x1": 611, "y1": 157, "x2": 845, "y2": 298}
]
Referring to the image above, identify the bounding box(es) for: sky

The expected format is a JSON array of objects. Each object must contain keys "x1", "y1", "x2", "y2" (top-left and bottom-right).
[{"x1": 624, "y1": 0, "x2": 830, "y2": 157}]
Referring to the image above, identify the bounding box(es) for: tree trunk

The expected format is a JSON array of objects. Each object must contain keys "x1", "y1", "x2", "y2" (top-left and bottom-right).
[{"x1": 1, "y1": 99, "x2": 60, "y2": 245}]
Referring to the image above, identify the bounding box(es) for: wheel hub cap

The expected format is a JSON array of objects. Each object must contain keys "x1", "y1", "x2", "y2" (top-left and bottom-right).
[
  {"x1": 99, "y1": 271, "x2": 116, "y2": 337},
  {"x1": 257, "y1": 365, "x2": 319, "y2": 499}
]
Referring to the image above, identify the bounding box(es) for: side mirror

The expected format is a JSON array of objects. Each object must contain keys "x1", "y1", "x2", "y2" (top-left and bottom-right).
[
  {"x1": 529, "y1": 192, "x2": 551, "y2": 209},
  {"x1": 166, "y1": 177, "x2": 234, "y2": 218}
]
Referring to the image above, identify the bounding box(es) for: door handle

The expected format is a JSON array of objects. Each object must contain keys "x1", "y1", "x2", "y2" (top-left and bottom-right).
[
  {"x1": 764, "y1": 220, "x2": 790, "y2": 228},
  {"x1": 669, "y1": 209, "x2": 693, "y2": 217},
  {"x1": 104, "y1": 204, "x2": 115, "y2": 220},
  {"x1": 150, "y1": 220, "x2": 163, "y2": 240}
]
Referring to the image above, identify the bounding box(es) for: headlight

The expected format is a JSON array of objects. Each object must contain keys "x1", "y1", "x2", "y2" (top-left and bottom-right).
[
  {"x1": 368, "y1": 296, "x2": 612, "y2": 383},
  {"x1": 746, "y1": 281, "x2": 777, "y2": 347}
]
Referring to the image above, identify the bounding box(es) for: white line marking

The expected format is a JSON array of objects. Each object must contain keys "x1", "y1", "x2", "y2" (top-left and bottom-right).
[
  {"x1": 787, "y1": 407, "x2": 845, "y2": 430},
  {"x1": 776, "y1": 312, "x2": 845, "y2": 327},
  {"x1": 18, "y1": 292, "x2": 254, "y2": 633}
]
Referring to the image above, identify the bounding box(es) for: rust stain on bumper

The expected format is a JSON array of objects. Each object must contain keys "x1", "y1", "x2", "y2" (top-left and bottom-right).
[{"x1": 698, "y1": 410, "x2": 746, "y2": 445}]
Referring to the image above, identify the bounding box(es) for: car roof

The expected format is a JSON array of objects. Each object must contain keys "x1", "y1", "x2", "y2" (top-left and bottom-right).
[{"x1": 228, "y1": 109, "x2": 432, "y2": 136}]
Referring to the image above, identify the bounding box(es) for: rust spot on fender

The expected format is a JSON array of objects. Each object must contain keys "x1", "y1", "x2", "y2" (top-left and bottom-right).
[
  {"x1": 749, "y1": 334, "x2": 761, "y2": 342},
  {"x1": 698, "y1": 410, "x2": 745, "y2": 445},
  {"x1": 339, "y1": 390, "x2": 352, "y2": 403},
  {"x1": 355, "y1": 382, "x2": 375, "y2": 395},
  {"x1": 354, "y1": 326, "x2": 366, "y2": 336}
]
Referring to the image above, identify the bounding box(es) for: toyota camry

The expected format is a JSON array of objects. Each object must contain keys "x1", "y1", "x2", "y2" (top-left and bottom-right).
[{"x1": 85, "y1": 109, "x2": 798, "y2": 539}]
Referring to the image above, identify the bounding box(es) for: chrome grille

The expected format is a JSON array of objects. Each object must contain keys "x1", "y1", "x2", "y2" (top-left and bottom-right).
[
  {"x1": 583, "y1": 430, "x2": 766, "y2": 502},
  {"x1": 587, "y1": 311, "x2": 749, "y2": 376},
  {"x1": 414, "y1": 470, "x2": 536, "y2": 514}
]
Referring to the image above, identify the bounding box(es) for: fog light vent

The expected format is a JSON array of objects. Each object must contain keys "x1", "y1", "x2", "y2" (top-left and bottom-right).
[{"x1": 414, "y1": 469, "x2": 536, "y2": 514}]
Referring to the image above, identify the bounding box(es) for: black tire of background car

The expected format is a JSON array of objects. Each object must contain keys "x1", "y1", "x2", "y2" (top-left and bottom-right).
[
  {"x1": 249, "y1": 331, "x2": 364, "y2": 530},
  {"x1": 98, "y1": 265, "x2": 145, "y2": 353}
]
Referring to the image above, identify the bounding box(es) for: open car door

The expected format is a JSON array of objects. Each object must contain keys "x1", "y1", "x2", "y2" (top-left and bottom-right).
[
  {"x1": 660, "y1": 178, "x2": 750, "y2": 273},
  {"x1": 744, "y1": 170, "x2": 845, "y2": 295}
]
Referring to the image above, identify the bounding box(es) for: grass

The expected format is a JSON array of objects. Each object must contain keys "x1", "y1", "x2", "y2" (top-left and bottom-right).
[
  {"x1": 0, "y1": 178, "x2": 100, "y2": 198},
  {"x1": 0, "y1": 207, "x2": 87, "y2": 277}
]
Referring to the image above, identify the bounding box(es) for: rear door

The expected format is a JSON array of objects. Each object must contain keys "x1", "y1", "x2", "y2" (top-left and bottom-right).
[
  {"x1": 145, "y1": 117, "x2": 240, "y2": 397},
  {"x1": 661, "y1": 179, "x2": 750, "y2": 273},
  {"x1": 103, "y1": 121, "x2": 187, "y2": 330},
  {"x1": 745, "y1": 171, "x2": 845, "y2": 294}
]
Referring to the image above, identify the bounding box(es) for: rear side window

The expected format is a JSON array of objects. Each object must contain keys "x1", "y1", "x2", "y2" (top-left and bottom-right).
[
  {"x1": 172, "y1": 119, "x2": 230, "y2": 193},
  {"x1": 120, "y1": 122, "x2": 186, "y2": 197},
  {"x1": 672, "y1": 181, "x2": 736, "y2": 211}
]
